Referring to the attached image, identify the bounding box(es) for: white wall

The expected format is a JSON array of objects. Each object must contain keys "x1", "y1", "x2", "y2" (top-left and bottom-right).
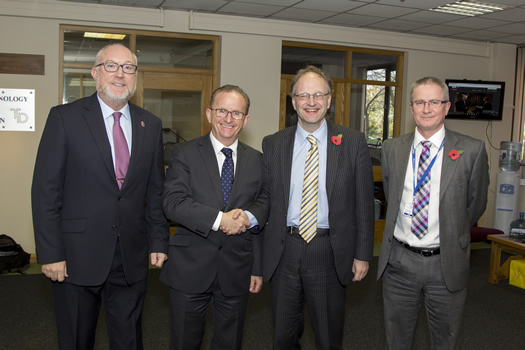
[{"x1": 0, "y1": 0, "x2": 517, "y2": 254}]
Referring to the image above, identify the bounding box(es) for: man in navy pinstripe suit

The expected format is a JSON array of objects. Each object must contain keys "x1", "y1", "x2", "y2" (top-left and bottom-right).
[{"x1": 245, "y1": 66, "x2": 375, "y2": 349}]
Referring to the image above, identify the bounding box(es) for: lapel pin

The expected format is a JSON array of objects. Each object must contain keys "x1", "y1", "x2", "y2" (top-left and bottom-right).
[{"x1": 141, "y1": 121, "x2": 145, "y2": 127}]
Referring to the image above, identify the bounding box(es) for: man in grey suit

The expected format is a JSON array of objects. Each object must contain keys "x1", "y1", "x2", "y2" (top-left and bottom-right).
[
  {"x1": 161, "y1": 85, "x2": 263, "y2": 350},
  {"x1": 32, "y1": 43, "x2": 169, "y2": 349},
  {"x1": 377, "y1": 76, "x2": 489, "y2": 349},
  {"x1": 246, "y1": 66, "x2": 375, "y2": 349}
]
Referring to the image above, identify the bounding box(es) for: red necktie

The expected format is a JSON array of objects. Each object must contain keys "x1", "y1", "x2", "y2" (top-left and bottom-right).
[{"x1": 112, "y1": 112, "x2": 129, "y2": 189}]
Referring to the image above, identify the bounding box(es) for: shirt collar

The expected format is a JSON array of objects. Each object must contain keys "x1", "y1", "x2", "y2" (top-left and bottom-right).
[
  {"x1": 296, "y1": 120, "x2": 328, "y2": 145},
  {"x1": 414, "y1": 125, "x2": 445, "y2": 149},
  {"x1": 209, "y1": 132, "x2": 238, "y2": 156},
  {"x1": 97, "y1": 94, "x2": 131, "y2": 121}
]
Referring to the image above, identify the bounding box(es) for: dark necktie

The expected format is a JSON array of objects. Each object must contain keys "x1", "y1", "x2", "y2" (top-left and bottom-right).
[
  {"x1": 299, "y1": 135, "x2": 319, "y2": 243},
  {"x1": 221, "y1": 148, "x2": 234, "y2": 207},
  {"x1": 411, "y1": 140, "x2": 431, "y2": 239},
  {"x1": 112, "y1": 112, "x2": 129, "y2": 189}
]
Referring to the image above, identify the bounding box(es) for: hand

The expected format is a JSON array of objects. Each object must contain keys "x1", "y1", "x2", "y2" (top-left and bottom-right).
[
  {"x1": 42, "y1": 261, "x2": 68, "y2": 282},
  {"x1": 220, "y1": 209, "x2": 249, "y2": 235},
  {"x1": 249, "y1": 275, "x2": 263, "y2": 293},
  {"x1": 150, "y1": 252, "x2": 168, "y2": 268},
  {"x1": 352, "y1": 259, "x2": 369, "y2": 282}
]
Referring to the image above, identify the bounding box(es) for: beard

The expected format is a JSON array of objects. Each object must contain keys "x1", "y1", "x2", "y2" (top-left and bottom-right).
[{"x1": 97, "y1": 81, "x2": 136, "y2": 107}]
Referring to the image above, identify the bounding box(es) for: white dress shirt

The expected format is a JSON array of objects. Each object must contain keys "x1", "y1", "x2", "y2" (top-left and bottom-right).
[
  {"x1": 209, "y1": 133, "x2": 239, "y2": 231},
  {"x1": 393, "y1": 126, "x2": 445, "y2": 248}
]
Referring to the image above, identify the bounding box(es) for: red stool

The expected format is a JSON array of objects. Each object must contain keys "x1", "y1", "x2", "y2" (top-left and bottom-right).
[{"x1": 470, "y1": 223, "x2": 504, "y2": 242}]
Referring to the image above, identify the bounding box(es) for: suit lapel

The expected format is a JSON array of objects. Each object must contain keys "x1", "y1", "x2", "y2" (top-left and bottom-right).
[
  {"x1": 440, "y1": 129, "x2": 459, "y2": 200},
  {"x1": 228, "y1": 142, "x2": 248, "y2": 210},
  {"x1": 83, "y1": 95, "x2": 115, "y2": 182},
  {"x1": 199, "y1": 135, "x2": 224, "y2": 207},
  {"x1": 121, "y1": 104, "x2": 146, "y2": 191},
  {"x1": 326, "y1": 123, "x2": 339, "y2": 200},
  {"x1": 395, "y1": 133, "x2": 413, "y2": 203},
  {"x1": 281, "y1": 127, "x2": 296, "y2": 211}
]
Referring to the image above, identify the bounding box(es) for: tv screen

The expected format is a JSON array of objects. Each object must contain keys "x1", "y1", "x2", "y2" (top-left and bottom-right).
[{"x1": 446, "y1": 79, "x2": 505, "y2": 120}]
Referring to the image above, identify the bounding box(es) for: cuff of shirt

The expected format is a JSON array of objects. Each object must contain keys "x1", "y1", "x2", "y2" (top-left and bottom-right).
[
  {"x1": 212, "y1": 211, "x2": 223, "y2": 232},
  {"x1": 245, "y1": 210, "x2": 259, "y2": 231}
]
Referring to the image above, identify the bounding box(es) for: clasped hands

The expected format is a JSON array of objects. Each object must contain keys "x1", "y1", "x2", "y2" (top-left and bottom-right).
[{"x1": 220, "y1": 209, "x2": 249, "y2": 235}]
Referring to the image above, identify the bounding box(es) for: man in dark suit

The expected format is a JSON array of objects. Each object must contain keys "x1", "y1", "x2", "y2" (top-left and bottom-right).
[
  {"x1": 455, "y1": 93, "x2": 469, "y2": 113},
  {"x1": 245, "y1": 66, "x2": 375, "y2": 349},
  {"x1": 161, "y1": 85, "x2": 263, "y2": 350},
  {"x1": 31, "y1": 43, "x2": 169, "y2": 349},
  {"x1": 377, "y1": 76, "x2": 489, "y2": 349}
]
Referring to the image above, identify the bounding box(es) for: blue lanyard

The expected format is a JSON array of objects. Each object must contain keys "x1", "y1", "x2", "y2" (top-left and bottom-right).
[{"x1": 412, "y1": 138, "x2": 444, "y2": 196}]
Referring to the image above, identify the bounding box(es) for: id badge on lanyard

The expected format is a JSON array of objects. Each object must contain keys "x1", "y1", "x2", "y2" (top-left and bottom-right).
[{"x1": 402, "y1": 138, "x2": 445, "y2": 218}]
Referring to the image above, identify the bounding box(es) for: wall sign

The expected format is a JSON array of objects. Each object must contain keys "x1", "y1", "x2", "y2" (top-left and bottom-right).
[
  {"x1": 0, "y1": 89, "x2": 35, "y2": 132},
  {"x1": 0, "y1": 53, "x2": 45, "y2": 75}
]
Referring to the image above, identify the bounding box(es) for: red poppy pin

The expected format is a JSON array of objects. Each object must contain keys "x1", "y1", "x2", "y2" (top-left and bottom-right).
[
  {"x1": 141, "y1": 121, "x2": 145, "y2": 127},
  {"x1": 448, "y1": 149, "x2": 463, "y2": 160},
  {"x1": 331, "y1": 134, "x2": 343, "y2": 147}
]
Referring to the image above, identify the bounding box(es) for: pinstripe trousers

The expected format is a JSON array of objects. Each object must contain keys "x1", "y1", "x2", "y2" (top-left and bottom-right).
[{"x1": 270, "y1": 231, "x2": 346, "y2": 350}]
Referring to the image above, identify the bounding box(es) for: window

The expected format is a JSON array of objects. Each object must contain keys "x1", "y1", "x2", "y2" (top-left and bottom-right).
[
  {"x1": 60, "y1": 25, "x2": 219, "y2": 144},
  {"x1": 280, "y1": 42, "x2": 404, "y2": 145}
]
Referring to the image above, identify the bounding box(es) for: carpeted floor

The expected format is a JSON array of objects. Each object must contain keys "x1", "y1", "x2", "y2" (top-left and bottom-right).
[{"x1": 1, "y1": 245, "x2": 524, "y2": 349}]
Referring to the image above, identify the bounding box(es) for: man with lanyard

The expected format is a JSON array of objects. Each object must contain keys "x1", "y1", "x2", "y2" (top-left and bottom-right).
[{"x1": 377, "y1": 76, "x2": 489, "y2": 349}]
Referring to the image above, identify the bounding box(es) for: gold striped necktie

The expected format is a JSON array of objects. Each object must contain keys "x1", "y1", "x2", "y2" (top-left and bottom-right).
[{"x1": 299, "y1": 135, "x2": 319, "y2": 243}]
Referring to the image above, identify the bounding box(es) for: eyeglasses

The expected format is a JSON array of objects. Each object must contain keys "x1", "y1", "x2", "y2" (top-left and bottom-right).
[
  {"x1": 293, "y1": 92, "x2": 330, "y2": 101},
  {"x1": 95, "y1": 61, "x2": 138, "y2": 74},
  {"x1": 411, "y1": 100, "x2": 448, "y2": 108},
  {"x1": 211, "y1": 108, "x2": 246, "y2": 120}
]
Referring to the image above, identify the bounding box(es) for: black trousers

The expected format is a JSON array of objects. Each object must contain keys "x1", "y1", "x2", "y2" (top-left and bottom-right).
[
  {"x1": 168, "y1": 276, "x2": 249, "y2": 350},
  {"x1": 270, "y1": 231, "x2": 346, "y2": 350},
  {"x1": 52, "y1": 241, "x2": 147, "y2": 350}
]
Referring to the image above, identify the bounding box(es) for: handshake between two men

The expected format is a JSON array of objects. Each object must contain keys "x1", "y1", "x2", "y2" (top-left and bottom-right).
[{"x1": 220, "y1": 209, "x2": 251, "y2": 235}]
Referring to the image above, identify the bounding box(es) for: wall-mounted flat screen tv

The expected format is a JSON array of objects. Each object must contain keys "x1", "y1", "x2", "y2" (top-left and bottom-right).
[{"x1": 446, "y1": 79, "x2": 505, "y2": 121}]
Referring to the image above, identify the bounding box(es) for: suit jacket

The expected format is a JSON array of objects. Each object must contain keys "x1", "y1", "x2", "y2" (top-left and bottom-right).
[
  {"x1": 377, "y1": 128, "x2": 489, "y2": 292},
  {"x1": 160, "y1": 134, "x2": 263, "y2": 297},
  {"x1": 248, "y1": 121, "x2": 375, "y2": 286},
  {"x1": 31, "y1": 93, "x2": 169, "y2": 286}
]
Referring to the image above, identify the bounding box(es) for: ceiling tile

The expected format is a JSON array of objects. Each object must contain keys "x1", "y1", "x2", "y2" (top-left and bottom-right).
[
  {"x1": 367, "y1": 19, "x2": 429, "y2": 31},
  {"x1": 494, "y1": 34, "x2": 525, "y2": 45},
  {"x1": 219, "y1": 2, "x2": 285, "y2": 17},
  {"x1": 411, "y1": 25, "x2": 471, "y2": 36},
  {"x1": 271, "y1": 8, "x2": 339, "y2": 22},
  {"x1": 161, "y1": 0, "x2": 228, "y2": 11},
  {"x1": 371, "y1": 0, "x2": 454, "y2": 10},
  {"x1": 346, "y1": 4, "x2": 420, "y2": 18},
  {"x1": 101, "y1": 0, "x2": 162, "y2": 6},
  {"x1": 292, "y1": 0, "x2": 365, "y2": 12},
  {"x1": 319, "y1": 13, "x2": 386, "y2": 27},
  {"x1": 444, "y1": 17, "x2": 512, "y2": 30},
  {"x1": 451, "y1": 30, "x2": 512, "y2": 41},
  {"x1": 55, "y1": 0, "x2": 525, "y2": 46},
  {"x1": 235, "y1": 0, "x2": 298, "y2": 5},
  {"x1": 489, "y1": 22, "x2": 525, "y2": 35},
  {"x1": 395, "y1": 10, "x2": 462, "y2": 24},
  {"x1": 481, "y1": 8, "x2": 525, "y2": 22}
]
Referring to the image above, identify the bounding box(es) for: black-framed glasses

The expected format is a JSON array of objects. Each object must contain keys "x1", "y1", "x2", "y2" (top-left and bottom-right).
[
  {"x1": 211, "y1": 108, "x2": 246, "y2": 120},
  {"x1": 411, "y1": 100, "x2": 448, "y2": 109},
  {"x1": 95, "y1": 61, "x2": 138, "y2": 74},
  {"x1": 293, "y1": 92, "x2": 330, "y2": 101}
]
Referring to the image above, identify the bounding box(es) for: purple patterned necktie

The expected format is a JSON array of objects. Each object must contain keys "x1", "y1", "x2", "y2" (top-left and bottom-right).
[
  {"x1": 411, "y1": 140, "x2": 431, "y2": 239},
  {"x1": 221, "y1": 148, "x2": 234, "y2": 207},
  {"x1": 112, "y1": 112, "x2": 129, "y2": 189}
]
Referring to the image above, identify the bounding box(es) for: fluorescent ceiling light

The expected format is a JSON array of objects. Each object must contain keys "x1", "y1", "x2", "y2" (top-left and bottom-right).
[
  {"x1": 84, "y1": 32, "x2": 126, "y2": 40},
  {"x1": 430, "y1": 1, "x2": 511, "y2": 16}
]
